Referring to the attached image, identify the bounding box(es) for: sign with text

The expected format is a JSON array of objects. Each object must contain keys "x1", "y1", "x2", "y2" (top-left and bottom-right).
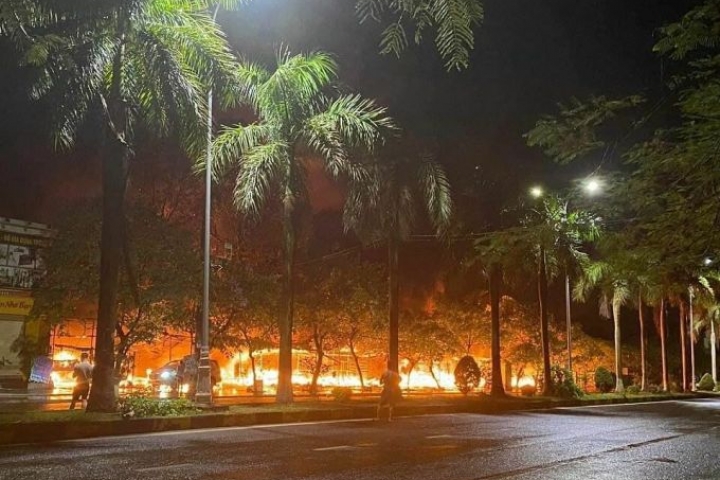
[
  {"x1": 0, "y1": 231, "x2": 50, "y2": 290},
  {"x1": 0, "y1": 295, "x2": 34, "y2": 316}
]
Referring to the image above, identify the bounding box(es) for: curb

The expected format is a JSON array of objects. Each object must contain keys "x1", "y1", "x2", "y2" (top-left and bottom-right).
[{"x1": 0, "y1": 393, "x2": 709, "y2": 446}]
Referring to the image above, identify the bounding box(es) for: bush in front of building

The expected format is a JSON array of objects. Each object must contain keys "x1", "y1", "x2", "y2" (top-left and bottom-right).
[
  {"x1": 118, "y1": 393, "x2": 199, "y2": 418},
  {"x1": 625, "y1": 384, "x2": 641, "y2": 395},
  {"x1": 594, "y1": 366, "x2": 615, "y2": 393},
  {"x1": 550, "y1": 365, "x2": 583, "y2": 398},
  {"x1": 697, "y1": 373, "x2": 716, "y2": 392},
  {"x1": 454, "y1": 355, "x2": 481, "y2": 395},
  {"x1": 331, "y1": 387, "x2": 353, "y2": 402}
]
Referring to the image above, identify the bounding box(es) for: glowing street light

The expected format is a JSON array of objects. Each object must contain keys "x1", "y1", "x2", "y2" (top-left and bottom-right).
[
  {"x1": 530, "y1": 186, "x2": 544, "y2": 199},
  {"x1": 584, "y1": 178, "x2": 602, "y2": 196}
]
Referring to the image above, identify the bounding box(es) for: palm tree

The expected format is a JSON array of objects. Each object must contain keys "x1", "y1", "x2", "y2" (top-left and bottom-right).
[
  {"x1": 575, "y1": 259, "x2": 632, "y2": 393},
  {"x1": 344, "y1": 147, "x2": 452, "y2": 373},
  {"x1": 693, "y1": 295, "x2": 720, "y2": 384},
  {"x1": 471, "y1": 238, "x2": 509, "y2": 397},
  {"x1": 528, "y1": 195, "x2": 597, "y2": 395},
  {"x1": 5, "y1": 0, "x2": 238, "y2": 411},
  {"x1": 210, "y1": 50, "x2": 393, "y2": 403}
]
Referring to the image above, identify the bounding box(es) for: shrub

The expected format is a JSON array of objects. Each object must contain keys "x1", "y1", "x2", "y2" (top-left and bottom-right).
[
  {"x1": 647, "y1": 384, "x2": 662, "y2": 394},
  {"x1": 697, "y1": 373, "x2": 716, "y2": 392},
  {"x1": 625, "y1": 385, "x2": 641, "y2": 395},
  {"x1": 550, "y1": 366, "x2": 583, "y2": 398},
  {"x1": 118, "y1": 393, "x2": 199, "y2": 419},
  {"x1": 454, "y1": 355, "x2": 481, "y2": 395},
  {"x1": 331, "y1": 387, "x2": 352, "y2": 402},
  {"x1": 520, "y1": 384, "x2": 536, "y2": 397},
  {"x1": 594, "y1": 367, "x2": 615, "y2": 393}
]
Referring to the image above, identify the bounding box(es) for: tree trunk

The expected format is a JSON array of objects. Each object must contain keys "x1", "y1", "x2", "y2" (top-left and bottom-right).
[
  {"x1": 711, "y1": 320, "x2": 717, "y2": 383},
  {"x1": 538, "y1": 247, "x2": 552, "y2": 396},
  {"x1": 87, "y1": 120, "x2": 130, "y2": 413},
  {"x1": 405, "y1": 359, "x2": 417, "y2": 389},
  {"x1": 87, "y1": 12, "x2": 130, "y2": 413},
  {"x1": 638, "y1": 294, "x2": 646, "y2": 391},
  {"x1": 249, "y1": 351, "x2": 258, "y2": 393},
  {"x1": 276, "y1": 207, "x2": 296, "y2": 404},
  {"x1": 612, "y1": 296, "x2": 624, "y2": 393},
  {"x1": 388, "y1": 236, "x2": 400, "y2": 372},
  {"x1": 349, "y1": 340, "x2": 364, "y2": 389},
  {"x1": 428, "y1": 361, "x2": 442, "y2": 389},
  {"x1": 688, "y1": 289, "x2": 695, "y2": 391},
  {"x1": 489, "y1": 263, "x2": 504, "y2": 397},
  {"x1": 659, "y1": 299, "x2": 668, "y2": 391},
  {"x1": 310, "y1": 328, "x2": 324, "y2": 396},
  {"x1": 565, "y1": 273, "x2": 572, "y2": 373},
  {"x1": 680, "y1": 300, "x2": 688, "y2": 392}
]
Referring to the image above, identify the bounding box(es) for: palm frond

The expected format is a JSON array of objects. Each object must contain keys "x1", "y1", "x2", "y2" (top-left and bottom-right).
[
  {"x1": 417, "y1": 154, "x2": 453, "y2": 233},
  {"x1": 207, "y1": 123, "x2": 271, "y2": 178},
  {"x1": 429, "y1": 0, "x2": 483, "y2": 70},
  {"x1": 260, "y1": 50, "x2": 337, "y2": 122},
  {"x1": 233, "y1": 141, "x2": 288, "y2": 216}
]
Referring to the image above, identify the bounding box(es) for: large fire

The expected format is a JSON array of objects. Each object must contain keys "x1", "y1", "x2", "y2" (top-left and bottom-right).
[
  {"x1": 49, "y1": 345, "x2": 536, "y2": 396},
  {"x1": 216, "y1": 350, "x2": 482, "y2": 394}
]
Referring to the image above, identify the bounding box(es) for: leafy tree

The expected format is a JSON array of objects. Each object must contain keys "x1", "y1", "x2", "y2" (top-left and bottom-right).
[
  {"x1": 30, "y1": 203, "x2": 198, "y2": 380},
  {"x1": 400, "y1": 311, "x2": 460, "y2": 389},
  {"x1": 209, "y1": 263, "x2": 280, "y2": 392},
  {"x1": 209, "y1": 49, "x2": 393, "y2": 403},
  {"x1": 434, "y1": 296, "x2": 489, "y2": 357},
  {"x1": 321, "y1": 260, "x2": 387, "y2": 389},
  {"x1": 3, "y1": 0, "x2": 238, "y2": 411},
  {"x1": 345, "y1": 145, "x2": 452, "y2": 374}
]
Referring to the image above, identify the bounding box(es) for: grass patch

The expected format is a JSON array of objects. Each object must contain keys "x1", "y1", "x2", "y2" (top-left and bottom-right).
[{"x1": 0, "y1": 410, "x2": 121, "y2": 425}]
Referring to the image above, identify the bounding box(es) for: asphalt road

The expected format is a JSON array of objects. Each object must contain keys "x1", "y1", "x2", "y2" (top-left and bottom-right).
[{"x1": 1, "y1": 399, "x2": 719, "y2": 480}]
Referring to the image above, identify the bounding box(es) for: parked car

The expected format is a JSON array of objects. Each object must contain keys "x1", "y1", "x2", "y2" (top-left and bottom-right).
[{"x1": 149, "y1": 357, "x2": 221, "y2": 391}]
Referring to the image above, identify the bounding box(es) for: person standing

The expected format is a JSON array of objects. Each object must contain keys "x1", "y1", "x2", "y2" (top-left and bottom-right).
[
  {"x1": 376, "y1": 364, "x2": 402, "y2": 421},
  {"x1": 69, "y1": 352, "x2": 93, "y2": 410}
]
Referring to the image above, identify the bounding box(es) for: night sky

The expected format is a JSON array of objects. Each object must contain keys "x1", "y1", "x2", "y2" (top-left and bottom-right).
[{"x1": 0, "y1": 0, "x2": 702, "y2": 221}]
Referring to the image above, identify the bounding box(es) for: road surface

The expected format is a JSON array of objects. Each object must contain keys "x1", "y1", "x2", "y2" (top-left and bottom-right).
[{"x1": 1, "y1": 398, "x2": 719, "y2": 479}]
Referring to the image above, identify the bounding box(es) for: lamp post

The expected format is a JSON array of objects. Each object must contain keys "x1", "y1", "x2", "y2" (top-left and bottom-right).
[
  {"x1": 196, "y1": 3, "x2": 221, "y2": 407},
  {"x1": 530, "y1": 186, "x2": 573, "y2": 372},
  {"x1": 529, "y1": 178, "x2": 602, "y2": 375}
]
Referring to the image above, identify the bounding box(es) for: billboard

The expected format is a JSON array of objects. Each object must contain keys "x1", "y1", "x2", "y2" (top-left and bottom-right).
[{"x1": 0, "y1": 230, "x2": 52, "y2": 290}]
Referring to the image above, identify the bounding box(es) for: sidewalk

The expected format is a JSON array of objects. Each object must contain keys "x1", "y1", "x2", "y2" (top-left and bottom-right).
[{"x1": 0, "y1": 392, "x2": 710, "y2": 447}]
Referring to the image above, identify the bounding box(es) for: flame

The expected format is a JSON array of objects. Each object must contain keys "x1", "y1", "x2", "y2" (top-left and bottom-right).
[
  {"x1": 216, "y1": 350, "x2": 488, "y2": 393},
  {"x1": 510, "y1": 375, "x2": 537, "y2": 389},
  {"x1": 53, "y1": 350, "x2": 77, "y2": 362},
  {"x1": 51, "y1": 371, "x2": 75, "y2": 390}
]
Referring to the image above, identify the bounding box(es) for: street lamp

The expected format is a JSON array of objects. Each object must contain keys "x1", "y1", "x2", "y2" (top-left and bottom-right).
[
  {"x1": 584, "y1": 178, "x2": 602, "y2": 196},
  {"x1": 530, "y1": 180, "x2": 602, "y2": 374},
  {"x1": 196, "y1": 3, "x2": 222, "y2": 407}
]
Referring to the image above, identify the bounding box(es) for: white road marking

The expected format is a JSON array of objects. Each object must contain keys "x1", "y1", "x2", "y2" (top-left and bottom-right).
[
  {"x1": 314, "y1": 445, "x2": 355, "y2": 452},
  {"x1": 136, "y1": 463, "x2": 194, "y2": 472},
  {"x1": 426, "y1": 434, "x2": 454, "y2": 439},
  {"x1": 55, "y1": 418, "x2": 371, "y2": 445}
]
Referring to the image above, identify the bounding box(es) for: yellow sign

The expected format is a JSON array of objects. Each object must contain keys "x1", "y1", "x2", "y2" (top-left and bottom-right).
[{"x1": 0, "y1": 296, "x2": 34, "y2": 315}]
